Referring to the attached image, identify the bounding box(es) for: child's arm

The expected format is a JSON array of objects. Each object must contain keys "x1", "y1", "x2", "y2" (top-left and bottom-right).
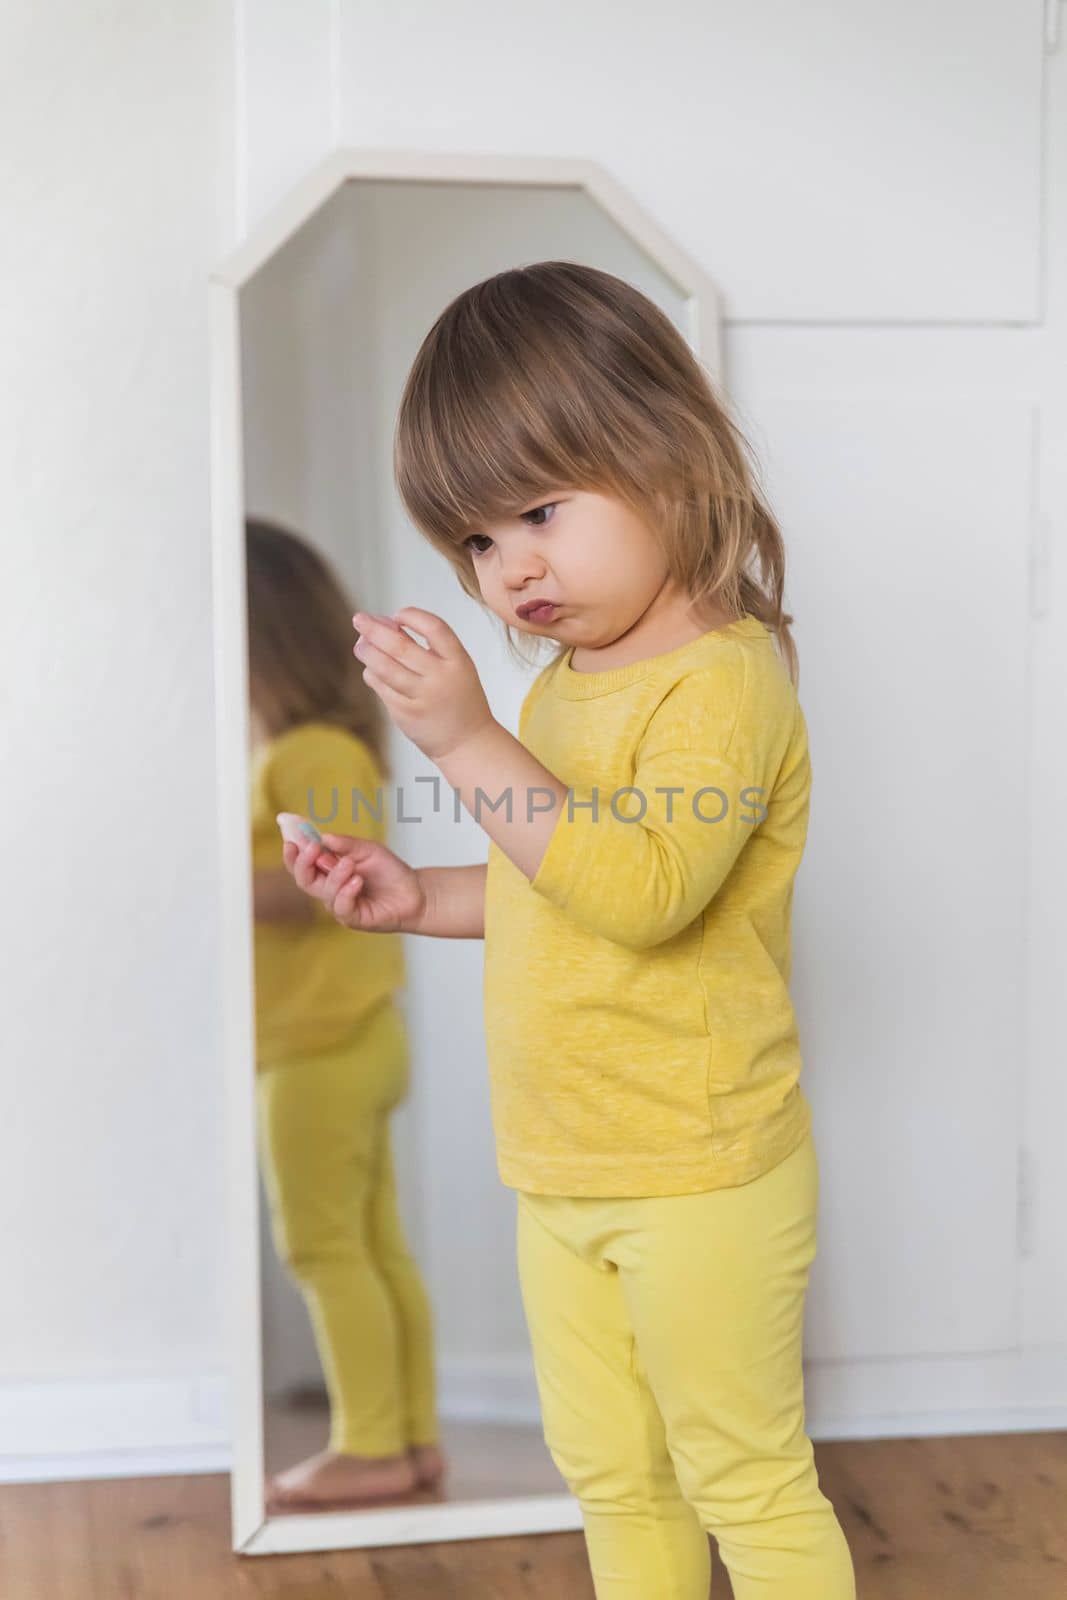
[
  {"x1": 349, "y1": 609, "x2": 567, "y2": 883},
  {"x1": 434, "y1": 722, "x2": 569, "y2": 884},
  {"x1": 437, "y1": 674, "x2": 766, "y2": 951},
  {"x1": 285, "y1": 832, "x2": 486, "y2": 940},
  {"x1": 408, "y1": 862, "x2": 487, "y2": 939}
]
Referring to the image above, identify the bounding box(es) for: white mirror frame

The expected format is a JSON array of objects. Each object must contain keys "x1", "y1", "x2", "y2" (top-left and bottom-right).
[{"x1": 209, "y1": 147, "x2": 724, "y2": 1558}]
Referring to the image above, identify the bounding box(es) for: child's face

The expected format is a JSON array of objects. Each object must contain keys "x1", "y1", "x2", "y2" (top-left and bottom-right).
[{"x1": 466, "y1": 488, "x2": 674, "y2": 646}]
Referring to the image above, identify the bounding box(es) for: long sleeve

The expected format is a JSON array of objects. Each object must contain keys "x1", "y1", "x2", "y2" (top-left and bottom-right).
[{"x1": 528, "y1": 670, "x2": 768, "y2": 950}]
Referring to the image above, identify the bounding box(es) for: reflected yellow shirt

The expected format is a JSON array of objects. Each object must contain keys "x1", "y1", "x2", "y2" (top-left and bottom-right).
[
  {"x1": 250, "y1": 720, "x2": 405, "y2": 1066},
  {"x1": 483, "y1": 615, "x2": 813, "y2": 1196}
]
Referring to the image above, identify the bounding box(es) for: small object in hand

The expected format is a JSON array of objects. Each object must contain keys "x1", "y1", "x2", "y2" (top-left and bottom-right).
[
  {"x1": 276, "y1": 813, "x2": 322, "y2": 846},
  {"x1": 276, "y1": 812, "x2": 339, "y2": 872}
]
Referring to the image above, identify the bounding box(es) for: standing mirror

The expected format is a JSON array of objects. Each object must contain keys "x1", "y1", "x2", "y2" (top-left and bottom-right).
[{"x1": 210, "y1": 150, "x2": 723, "y2": 1558}]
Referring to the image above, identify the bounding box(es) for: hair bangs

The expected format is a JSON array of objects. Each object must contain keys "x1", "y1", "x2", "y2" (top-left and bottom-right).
[
  {"x1": 393, "y1": 288, "x2": 618, "y2": 551},
  {"x1": 404, "y1": 397, "x2": 583, "y2": 549}
]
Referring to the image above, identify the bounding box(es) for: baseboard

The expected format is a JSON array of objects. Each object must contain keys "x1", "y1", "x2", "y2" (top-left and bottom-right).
[
  {"x1": 0, "y1": 1374, "x2": 230, "y2": 1484},
  {"x1": 2, "y1": 1345, "x2": 1065, "y2": 1485}
]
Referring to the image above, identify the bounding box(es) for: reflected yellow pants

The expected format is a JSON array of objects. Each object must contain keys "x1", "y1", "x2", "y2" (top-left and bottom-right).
[
  {"x1": 256, "y1": 999, "x2": 439, "y2": 1455},
  {"x1": 516, "y1": 1126, "x2": 856, "y2": 1599}
]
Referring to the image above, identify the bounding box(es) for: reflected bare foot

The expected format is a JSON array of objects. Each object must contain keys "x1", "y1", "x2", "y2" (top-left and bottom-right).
[
  {"x1": 408, "y1": 1441, "x2": 447, "y2": 1488},
  {"x1": 265, "y1": 1447, "x2": 417, "y2": 1513}
]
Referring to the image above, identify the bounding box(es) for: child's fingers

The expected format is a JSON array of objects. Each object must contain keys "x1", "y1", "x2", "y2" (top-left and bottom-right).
[
  {"x1": 322, "y1": 851, "x2": 361, "y2": 902},
  {"x1": 291, "y1": 840, "x2": 330, "y2": 894},
  {"x1": 333, "y1": 871, "x2": 364, "y2": 919},
  {"x1": 319, "y1": 832, "x2": 373, "y2": 862},
  {"x1": 289, "y1": 842, "x2": 313, "y2": 891},
  {"x1": 282, "y1": 838, "x2": 338, "y2": 889}
]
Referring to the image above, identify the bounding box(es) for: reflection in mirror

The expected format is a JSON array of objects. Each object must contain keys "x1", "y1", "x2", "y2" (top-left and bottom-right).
[
  {"x1": 246, "y1": 517, "x2": 446, "y2": 1513},
  {"x1": 238, "y1": 178, "x2": 691, "y2": 1518}
]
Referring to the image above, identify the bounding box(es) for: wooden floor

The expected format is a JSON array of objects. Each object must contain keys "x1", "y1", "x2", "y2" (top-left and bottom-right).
[{"x1": 1, "y1": 1431, "x2": 1064, "y2": 1597}]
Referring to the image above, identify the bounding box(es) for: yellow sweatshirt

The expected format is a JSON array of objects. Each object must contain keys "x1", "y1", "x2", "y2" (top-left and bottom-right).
[
  {"x1": 249, "y1": 720, "x2": 405, "y2": 1066},
  {"x1": 483, "y1": 614, "x2": 813, "y2": 1196}
]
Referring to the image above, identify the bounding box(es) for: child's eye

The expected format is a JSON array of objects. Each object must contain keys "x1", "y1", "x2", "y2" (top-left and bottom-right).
[
  {"x1": 463, "y1": 502, "x2": 557, "y2": 556},
  {"x1": 521, "y1": 501, "x2": 557, "y2": 527}
]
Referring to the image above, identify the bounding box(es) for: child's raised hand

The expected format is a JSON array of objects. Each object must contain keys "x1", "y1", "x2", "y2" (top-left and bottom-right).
[
  {"x1": 352, "y1": 608, "x2": 495, "y2": 762},
  {"x1": 281, "y1": 832, "x2": 427, "y2": 935}
]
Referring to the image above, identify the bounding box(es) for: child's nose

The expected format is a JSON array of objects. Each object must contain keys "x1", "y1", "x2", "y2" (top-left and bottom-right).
[{"x1": 500, "y1": 539, "x2": 545, "y2": 587}]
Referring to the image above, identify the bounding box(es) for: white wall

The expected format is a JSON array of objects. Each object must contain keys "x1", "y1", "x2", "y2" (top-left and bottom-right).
[
  {"x1": 1, "y1": 2, "x2": 234, "y2": 1476},
  {"x1": 1, "y1": 0, "x2": 1064, "y2": 1480}
]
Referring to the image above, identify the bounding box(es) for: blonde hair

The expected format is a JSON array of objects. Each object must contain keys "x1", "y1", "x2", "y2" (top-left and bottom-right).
[
  {"x1": 392, "y1": 260, "x2": 798, "y2": 685},
  {"x1": 245, "y1": 518, "x2": 392, "y2": 779}
]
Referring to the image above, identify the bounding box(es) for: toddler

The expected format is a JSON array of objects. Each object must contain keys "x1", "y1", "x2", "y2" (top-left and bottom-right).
[{"x1": 283, "y1": 262, "x2": 856, "y2": 1597}]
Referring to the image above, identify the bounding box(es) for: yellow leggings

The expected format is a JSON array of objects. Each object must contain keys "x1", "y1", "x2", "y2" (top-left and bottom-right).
[
  {"x1": 516, "y1": 1126, "x2": 856, "y2": 1599},
  {"x1": 256, "y1": 999, "x2": 439, "y2": 1456}
]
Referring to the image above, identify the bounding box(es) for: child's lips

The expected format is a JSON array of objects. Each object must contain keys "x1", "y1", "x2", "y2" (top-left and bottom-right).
[{"x1": 517, "y1": 601, "x2": 558, "y2": 622}]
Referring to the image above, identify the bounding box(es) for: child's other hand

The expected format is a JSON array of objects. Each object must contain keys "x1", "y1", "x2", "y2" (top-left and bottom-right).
[
  {"x1": 352, "y1": 608, "x2": 494, "y2": 762},
  {"x1": 282, "y1": 832, "x2": 426, "y2": 934}
]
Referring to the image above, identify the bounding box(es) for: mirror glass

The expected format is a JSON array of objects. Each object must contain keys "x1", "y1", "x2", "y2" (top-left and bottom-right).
[{"x1": 239, "y1": 178, "x2": 691, "y2": 1516}]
